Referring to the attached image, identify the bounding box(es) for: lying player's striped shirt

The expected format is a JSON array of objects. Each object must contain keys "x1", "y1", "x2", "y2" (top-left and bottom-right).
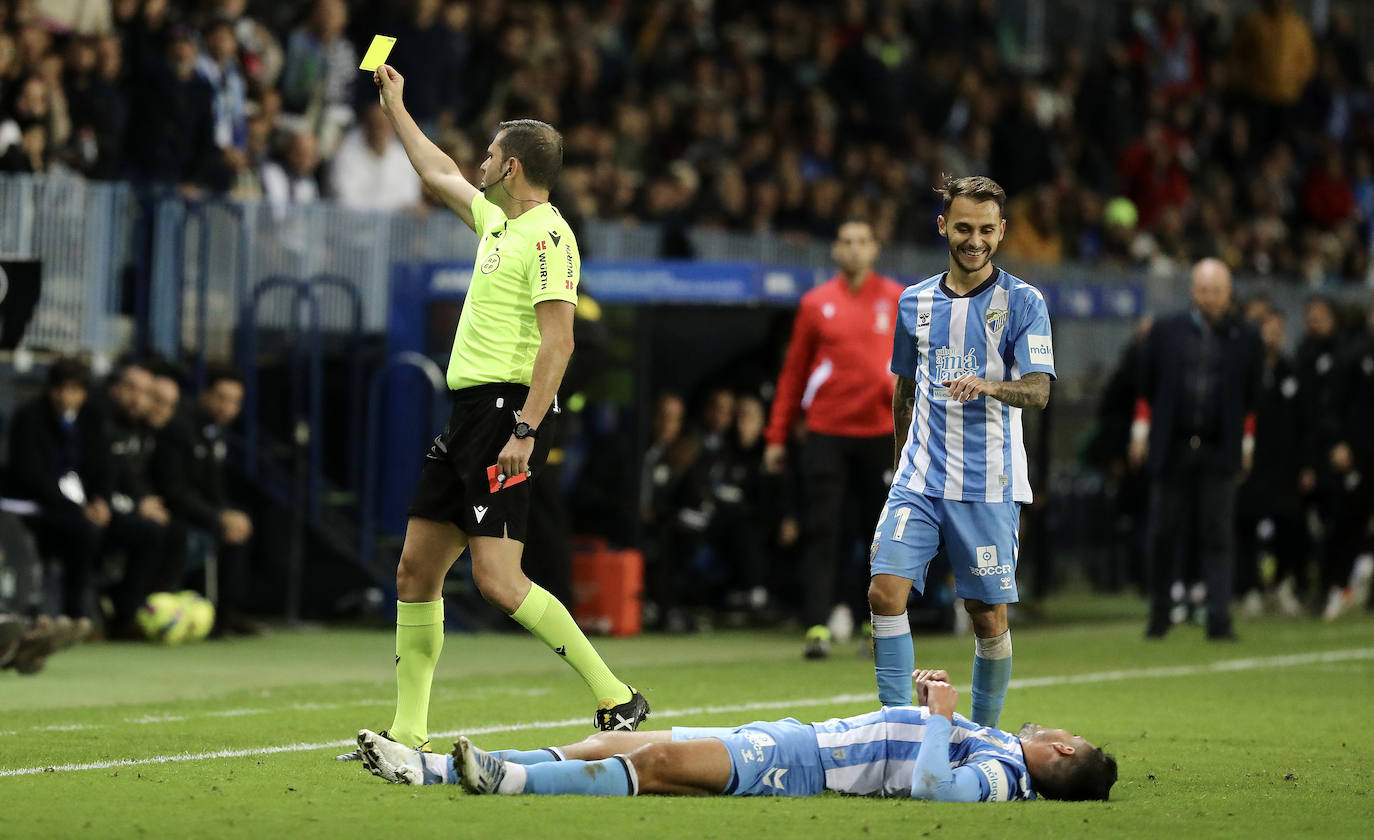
[
  {"x1": 811, "y1": 705, "x2": 1034, "y2": 801},
  {"x1": 890, "y1": 268, "x2": 1056, "y2": 503}
]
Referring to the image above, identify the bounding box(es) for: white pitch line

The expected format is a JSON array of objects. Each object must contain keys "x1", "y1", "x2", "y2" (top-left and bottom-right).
[{"x1": 2, "y1": 647, "x2": 1371, "y2": 779}]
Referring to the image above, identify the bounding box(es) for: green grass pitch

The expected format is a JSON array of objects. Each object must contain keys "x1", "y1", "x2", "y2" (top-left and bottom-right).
[{"x1": 2, "y1": 596, "x2": 1372, "y2": 839}]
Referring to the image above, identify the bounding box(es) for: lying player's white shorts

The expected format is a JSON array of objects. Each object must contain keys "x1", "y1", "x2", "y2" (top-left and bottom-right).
[{"x1": 870, "y1": 489, "x2": 1021, "y2": 604}]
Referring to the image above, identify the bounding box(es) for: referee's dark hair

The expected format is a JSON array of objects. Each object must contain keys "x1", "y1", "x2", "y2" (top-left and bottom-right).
[
  {"x1": 937, "y1": 175, "x2": 1007, "y2": 217},
  {"x1": 1033, "y1": 744, "x2": 1119, "y2": 801},
  {"x1": 496, "y1": 119, "x2": 564, "y2": 190}
]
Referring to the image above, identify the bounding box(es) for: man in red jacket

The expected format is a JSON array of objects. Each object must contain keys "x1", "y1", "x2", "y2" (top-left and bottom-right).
[{"x1": 765, "y1": 219, "x2": 905, "y2": 658}]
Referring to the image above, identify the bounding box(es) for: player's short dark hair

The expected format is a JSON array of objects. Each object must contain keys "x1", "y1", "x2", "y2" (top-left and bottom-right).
[
  {"x1": 937, "y1": 175, "x2": 1007, "y2": 217},
  {"x1": 204, "y1": 365, "x2": 244, "y2": 391},
  {"x1": 1035, "y1": 745, "x2": 1118, "y2": 802},
  {"x1": 46, "y1": 356, "x2": 91, "y2": 392},
  {"x1": 495, "y1": 119, "x2": 563, "y2": 190}
]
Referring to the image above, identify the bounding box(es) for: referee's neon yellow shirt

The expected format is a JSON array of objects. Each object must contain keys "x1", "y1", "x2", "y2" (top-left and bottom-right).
[{"x1": 446, "y1": 193, "x2": 581, "y2": 390}]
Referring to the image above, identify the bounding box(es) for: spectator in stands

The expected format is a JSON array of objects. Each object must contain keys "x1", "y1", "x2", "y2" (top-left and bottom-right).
[
  {"x1": 228, "y1": 111, "x2": 270, "y2": 199},
  {"x1": 1227, "y1": 0, "x2": 1316, "y2": 149},
  {"x1": 209, "y1": 0, "x2": 283, "y2": 93},
  {"x1": 101, "y1": 359, "x2": 169, "y2": 637},
  {"x1": 125, "y1": 24, "x2": 218, "y2": 191},
  {"x1": 63, "y1": 33, "x2": 127, "y2": 178},
  {"x1": 261, "y1": 127, "x2": 319, "y2": 208},
  {"x1": 328, "y1": 100, "x2": 420, "y2": 211},
  {"x1": 6, "y1": 358, "x2": 109, "y2": 619},
  {"x1": 196, "y1": 16, "x2": 248, "y2": 187},
  {"x1": 151, "y1": 366, "x2": 260, "y2": 635},
  {"x1": 1000, "y1": 184, "x2": 1064, "y2": 264},
  {"x1": 0, "y1": 114, "x2": 45, "y2": 172},
  {"x1": 386, "y1": 0, "x2": 464, "y2": 134},
  {"x1": 279, "y1": 0, "x2": 355, "y2": 153}
]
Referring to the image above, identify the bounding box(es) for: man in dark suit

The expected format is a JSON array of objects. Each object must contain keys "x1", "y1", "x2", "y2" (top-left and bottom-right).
[
  {"x1": 6, "y1": 359, "x2": 106, "y2": 619},
  {"x1": 1129, "y1": 259, "x2": 1263, "y2": 640}
]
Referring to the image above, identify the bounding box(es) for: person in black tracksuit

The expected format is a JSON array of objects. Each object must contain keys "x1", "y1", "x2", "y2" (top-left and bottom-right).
[
  {"x1": 101, "y1": 362, "x2": 170, "y2": 633},
  {"x1": 151, "y1": 367, "x2": 258, "y2": 634},
  {"x1": 1234, "y1": 310, "x2": 1306, "y2": 611},
  {"x1": 1131, "y1": 260, "x2": 1262, "y2": 641}
]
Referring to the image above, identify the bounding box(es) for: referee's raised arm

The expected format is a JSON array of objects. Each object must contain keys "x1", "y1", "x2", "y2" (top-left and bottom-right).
[{"x1": 374, "y1": 64, "x2": 480, "y2": 230}]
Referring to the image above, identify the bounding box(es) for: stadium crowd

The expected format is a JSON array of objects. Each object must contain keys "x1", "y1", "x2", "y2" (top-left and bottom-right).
[{"x1": 0, "y1": 0, "x2": 1373, "y2": 281}]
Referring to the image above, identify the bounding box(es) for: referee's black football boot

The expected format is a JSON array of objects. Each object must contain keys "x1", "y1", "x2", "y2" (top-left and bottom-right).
[
  {"x1": 595, "y1": 686, "x2": 650, "y2": 731},
  {"x1": 335, "y1": 729, "x2": 430, "y2": 761}
]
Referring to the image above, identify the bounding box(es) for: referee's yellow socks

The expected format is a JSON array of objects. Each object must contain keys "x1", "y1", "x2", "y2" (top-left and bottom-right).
[
  {"x1": 389, "y1": 599, "x2": 444, "y2": 748},
  {"x1": 512, "y1": 583, "x2": 632, "y2": 705}
]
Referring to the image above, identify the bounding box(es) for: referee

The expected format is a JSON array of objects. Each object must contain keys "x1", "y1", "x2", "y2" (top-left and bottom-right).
[{"x1": 346, "y1": 65, "x2": 648, "y2": 757}]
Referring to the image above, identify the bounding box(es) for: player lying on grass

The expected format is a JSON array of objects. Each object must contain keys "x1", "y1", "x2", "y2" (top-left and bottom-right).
[{"x1": 354, "y1": 669, "x2": 1117, "y2": 801}]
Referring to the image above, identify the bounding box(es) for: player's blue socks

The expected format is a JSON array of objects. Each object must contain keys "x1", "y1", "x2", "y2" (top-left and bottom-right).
[
  {"x1": 489, "y1": 746, "x2": 566, "y2": 765},
  {"x1": 970, "y1": 630, "x2": 1012, "y2": 727},
  {"x1": 519, "y1": 756, "x2": 637, "y2": 796},
  {"x1": 872, "y1": 612, "x2": 914, "y2": 706}
]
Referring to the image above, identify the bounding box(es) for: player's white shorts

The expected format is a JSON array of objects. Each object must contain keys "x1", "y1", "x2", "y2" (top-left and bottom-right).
[{"x1": 870, "y1": 489, "x2": 1021, "y2": 604}]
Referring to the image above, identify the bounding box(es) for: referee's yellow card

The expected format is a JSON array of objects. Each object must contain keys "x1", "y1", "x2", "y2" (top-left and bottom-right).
[{"x1": 359, "y1": 35, "x2": 396, "y2": 72}]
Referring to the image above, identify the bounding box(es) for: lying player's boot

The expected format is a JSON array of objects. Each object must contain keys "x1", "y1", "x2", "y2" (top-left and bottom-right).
[
  {"x1": 595, "y1": 686, "x2": 650, "y2": 731},
  {"x1": 454, "y1": 736, "x2": 506, "y2": 794},
  {"x1": 335, "y1": 729, "x2": 429, "y2": 761},
  {"x1": 803, "y1": 625, "x2": 831, "y2": 660},
  {"x1": 357, "y1": 729, "x2": 425, "y2": 785}
]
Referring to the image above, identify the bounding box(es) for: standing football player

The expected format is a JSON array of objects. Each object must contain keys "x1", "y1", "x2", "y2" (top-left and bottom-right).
[{"x1": 867, "y1": 176, "x2": 1055, "y2": 727}]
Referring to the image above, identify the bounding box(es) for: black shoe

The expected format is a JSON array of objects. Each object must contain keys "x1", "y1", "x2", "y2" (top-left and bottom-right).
[
  {"x1": 596, "y1": 686, "x2": 650, "y2": 731},
  {"x1": 1207, "y1": 629, "x2": 1238, "y2": 642},
  {"x1": 1145, "y1": 622, "x2": 1169, "y2": 640}
]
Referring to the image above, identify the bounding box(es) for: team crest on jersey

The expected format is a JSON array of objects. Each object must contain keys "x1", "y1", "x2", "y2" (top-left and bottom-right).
[
  {"x1": 481, "y1": 253, "x2": 501, "y2": 274},
  {"x1": 985, "y1": 308, "x2": 1008, "y2": 336},
  {"x1": 935, "y1": 346, "x2": 979, "y2": 383}
]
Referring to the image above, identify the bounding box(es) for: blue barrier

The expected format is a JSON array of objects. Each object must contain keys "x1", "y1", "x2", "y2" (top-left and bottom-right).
[
  {"x1": 358, "y1": 351, "x2": 449, "y2": 573},
  {"x1": 395, "y1": 259, "x2": 1146, "y2": 317}
]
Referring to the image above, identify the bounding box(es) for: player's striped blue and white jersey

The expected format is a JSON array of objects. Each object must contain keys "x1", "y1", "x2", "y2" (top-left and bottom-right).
[
  {"x1": 811, "y1": 706, "x2": 1034, "y2": 801},
  {"x1": 890, "y1": 268, "x2": 1055, "y2": 503}
]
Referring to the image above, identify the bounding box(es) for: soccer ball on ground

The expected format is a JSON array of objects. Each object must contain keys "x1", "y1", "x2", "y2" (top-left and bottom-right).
[
  {"x1": 178, "y1": 590, "x2": 216, "y2": 642},
  {"x1": 137, "y1": 592, "x2": 189, "y2": 644}
]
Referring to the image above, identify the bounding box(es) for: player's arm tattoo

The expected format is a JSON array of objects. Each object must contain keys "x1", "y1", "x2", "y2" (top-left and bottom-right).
[
  {"x1": 893, "y1": 376, "x2": 916, "y2": 470},
  {"x1": 987, "y1": 371, "x2": 1051, "y2": 409}
]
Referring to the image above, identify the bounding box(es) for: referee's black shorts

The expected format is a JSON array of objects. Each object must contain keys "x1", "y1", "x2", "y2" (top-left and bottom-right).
[{"x1": 407, "y1": 383, "x2": 553, "y2": 542}]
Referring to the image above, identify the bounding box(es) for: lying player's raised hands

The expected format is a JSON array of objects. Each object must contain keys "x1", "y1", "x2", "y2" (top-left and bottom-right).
[
  {"x1": 913, "y1": 669, "x2": 950, "y2": 705},
  {"x1": 922, "y1": 680, "x2": 958, "y2": 721}
]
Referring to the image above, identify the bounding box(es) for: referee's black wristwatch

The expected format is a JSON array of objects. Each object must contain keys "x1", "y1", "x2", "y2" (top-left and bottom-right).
[{"x1": 513, "y1": 421, "x2": 538, "y2": 440}]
